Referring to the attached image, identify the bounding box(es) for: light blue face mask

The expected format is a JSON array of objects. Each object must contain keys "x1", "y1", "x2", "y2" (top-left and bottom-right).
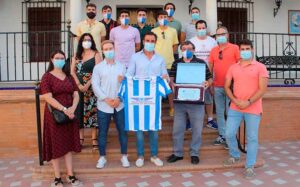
[
  {"x1": 138, "y1": 17, "x2": 146, "y2": 24},
  {"x1": 104, "y1": 50, "x2": 115, "y2": 59},
  {"x1": 197, "y1": 29, "x2": 207, "y2": 37},
  {"x1": 53, "y1": 59, "x2": 65, "y2": 69},
  {"x1": 103, "y1": 13, "x2": 111, "y2": 20},
  {"x1": 144, "y1": 42, "x2": 155, "y2": 52},
  {"x1": 216, "y1": 36, "x2": 227, "y2": 44},
  {"x1": 120, "y1": 17, "x2": 129, "y2": 25},
  {"x1": 240, "y1": 50, "x2": 252, "y2": 60},
  {"x1": 191, "y1": 13, "x2": 200, "y2": 21},
  {"x1": 182, "y1": 50, "x2": 193, "y2": 59}
]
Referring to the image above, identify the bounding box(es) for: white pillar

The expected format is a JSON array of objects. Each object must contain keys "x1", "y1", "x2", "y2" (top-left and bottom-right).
[
  {"x1": 206, "y1": 0, "x2": 218, "y2": 35},
  {"x1": 70, "y1": 0, "x2": 83, "y2": 33}
]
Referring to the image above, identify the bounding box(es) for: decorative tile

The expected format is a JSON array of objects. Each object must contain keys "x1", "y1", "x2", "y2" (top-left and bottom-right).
[
  {"x1": 273, "y1": 178, "x2": 287, "y2": 185},
  {"x1": 227, "y1": 180, "x2": 241, "y2": 186},
  {"x1": 202, "y1": 172, "x2": 214, "y2": 178},
  {"x1": 160, "y1": 174, "x2": 171, "y2": 178},
  {"x1": 286, "y1": 170, "x2": 299, "y2": 175},
  {"x1": 137, "y1": 182, "x2": 149, "y2": 187},
  {"x1": 277, "y1": 163, "x2": 288, "y2": 167},
  {"x1": 93, "y1": 182, "x2": 104, "y2": 187},
  {"x1": 250, "y1": 179, "x2": 264, "y2": 186},
  {"x1": 30, "y1": 181, "x2": 42, "y2": 187},
  {"x1": 182, "y1": 181, "x2": 194, "y2": 187},
  {"x1": 159, "y1": 181, "x2": 172, "y2": 187},
  {"x1": 223, "y1": 172, "x2": 235, "y2": 177},
  {"x1": 115, "y1": 182, "x2": 127, "y2": 187},
  {"x1": 10, "y1": 181, "x2": 21, "y2": 186},
  {"x1": 182, "y1": 173, "x2": 193, "y2": 178},
  {"x1": 4, "y1": 173, "x2": 15, "y2": 178},
  {"x1": 205, "y1": 181, "x2": 218, "y2": 187},
  {"x1": 265, "y1": 170, "x2": 277, "y2": 176}
]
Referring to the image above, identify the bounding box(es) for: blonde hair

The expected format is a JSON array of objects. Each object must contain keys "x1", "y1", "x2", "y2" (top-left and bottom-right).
[{"x1": 101, "y1": 40, "x2": 114, "y2": 50}]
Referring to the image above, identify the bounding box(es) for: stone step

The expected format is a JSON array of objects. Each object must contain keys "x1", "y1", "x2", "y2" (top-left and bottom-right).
[{"x1": 32, "y1": 150, "x2": 265, "y2": 179}]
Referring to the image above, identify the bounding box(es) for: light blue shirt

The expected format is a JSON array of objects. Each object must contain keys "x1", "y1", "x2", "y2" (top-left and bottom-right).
[
  {"x1": 126, "y1": 50, "x2": 168, "y2": 77},
  {"x1": 92, "y1": 60, "x2": 126, "y2": 113}
]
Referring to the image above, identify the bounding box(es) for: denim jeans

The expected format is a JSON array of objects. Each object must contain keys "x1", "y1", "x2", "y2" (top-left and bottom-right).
[
  {"x1": 214, "y1": 87, "x2": 230, "y2": 137},
  {"x1": 173, "y1": 103, "x2": 205, "y2": 157},
  {"x1": 97, "y1": 109, "x2": 128, "y2": 156},
  {"x1": 225, "y1": 109, "x2": 261, "y2": 168},
  {"x1": 135, "y1": 131, "x2": 158, "y2": 157}
]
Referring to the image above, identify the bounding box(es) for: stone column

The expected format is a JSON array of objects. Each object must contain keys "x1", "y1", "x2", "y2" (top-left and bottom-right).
[{"x1": 206, "y1": 0, "x2": 218, "y2": 35}]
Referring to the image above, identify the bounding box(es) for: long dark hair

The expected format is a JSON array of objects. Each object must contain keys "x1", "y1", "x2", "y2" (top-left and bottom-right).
[
  {"x1": 47, "y1": 50, "x2": 70, "y2": 76},
  {"x1": 76, "y1": 33, "x2": 97, "y2": 60}
]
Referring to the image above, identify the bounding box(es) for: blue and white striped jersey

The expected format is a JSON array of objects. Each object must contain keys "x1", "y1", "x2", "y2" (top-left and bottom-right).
[{"x1": 118, "y1": 76, "x2": 172, "y2": 131}]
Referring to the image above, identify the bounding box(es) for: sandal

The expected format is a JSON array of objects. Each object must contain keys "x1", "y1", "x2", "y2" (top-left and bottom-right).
[
  {"x1": 66, "y1": 175, "x2": 81, "y2": 186},
  {"x1": 92, "y1": 139, "x2": 98, "y2": 150},
  {"x1": 52, "y1": 177, "x2": 63, "y2": 187}
]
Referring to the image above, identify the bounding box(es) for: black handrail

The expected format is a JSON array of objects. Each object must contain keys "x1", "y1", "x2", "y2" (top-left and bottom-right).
[{"x1": 34, "y1": 81, "x2": 43, "y2": 166}]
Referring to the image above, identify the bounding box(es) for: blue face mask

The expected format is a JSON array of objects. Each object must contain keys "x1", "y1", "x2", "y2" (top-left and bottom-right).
[
  {"x1": 197, "y1": 29, "x2": 207, "y2": 37},
  {"x1": 240, "y1": 50, "x2": 252, "y2": 60},
  {"x1": 53, "y1": 59, "x2": 65, "y2": 69},
  {"x1": 138, "y1": 17, "x2": 146, "y2": 24},
  {"x1": 104, "y1": 50, "x2": 115, "y2": 59},
  {"x1": 158, "y1": 18, "x2": 168, "y2": 26},
  {"x1": 144, "y1": 42, "x2": 155, "y2": 52},
  {"x1": 166, "y1": 9, "x2": 174, "y2": 17},
  {"x1": 120, "y1": 17, "x2": 129, "y2": 25},
  {"x1": 191, "y1": 13, "x2": 200, "y2": 21},
  {"x1": 182, "y1": 50, "x2": 193, "y2": 59},
  {"x1": 216, "y1": 36, "x2": 227, "y2": 44},
  {"x1": 103, "y1": 13, "x2": 111, "y2": 20}
]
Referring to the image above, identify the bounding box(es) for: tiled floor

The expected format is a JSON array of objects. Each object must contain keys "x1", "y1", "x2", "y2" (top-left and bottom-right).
[{"x1": 1, "y1": 141, "x2": 300, "y2": 187}]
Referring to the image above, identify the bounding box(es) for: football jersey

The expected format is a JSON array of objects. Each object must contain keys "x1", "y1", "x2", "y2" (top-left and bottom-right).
[{"x1": 118, "y1": 76, "x2": 172, "y2": 131}]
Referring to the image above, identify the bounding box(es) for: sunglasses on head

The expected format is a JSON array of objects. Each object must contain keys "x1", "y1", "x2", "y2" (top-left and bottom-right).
[{"x1": 161, "y1": 32, "x2": 165, "y2": 39}]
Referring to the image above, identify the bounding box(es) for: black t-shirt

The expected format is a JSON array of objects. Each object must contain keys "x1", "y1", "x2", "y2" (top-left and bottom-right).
[{"x1": 169, "y1": 56, "x2": 212, "y2": 83}]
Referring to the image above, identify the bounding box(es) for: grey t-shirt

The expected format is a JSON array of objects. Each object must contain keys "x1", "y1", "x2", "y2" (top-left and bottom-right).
[{"x1": 183, "y1": 22, "x2": 197, "y2": 41}]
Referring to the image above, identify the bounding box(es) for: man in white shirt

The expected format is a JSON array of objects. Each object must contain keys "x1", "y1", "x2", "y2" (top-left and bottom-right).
[
  {"x1": 190, "y1": 20, "x2": 218, "y2": 130},
  {"x1": 92, "y1": 40, "x2": 129, "y2": 169}
]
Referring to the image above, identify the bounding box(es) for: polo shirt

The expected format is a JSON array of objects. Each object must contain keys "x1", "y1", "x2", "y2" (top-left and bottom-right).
[
  {"x1": 76, "y1": 20, "x2": 106, "y2": 52},
  {"x1": 169, "y1": 56, "x2": 212, "y2": 82},
  {"x1": 100, "y1": 19, "x2": 118, "y2": 40},
  {"x1": 209, "y1": 42, "x2": 240, "y2": 87},
  {"x1": 226, "y1": 60, "x2": 269, "y2": 115},
  {"x1": 152, "y1": 27, "x2": 179, "y2": 69},
  {"x1": 132, "y1": 24, "x2": 153, "y2": 49}
]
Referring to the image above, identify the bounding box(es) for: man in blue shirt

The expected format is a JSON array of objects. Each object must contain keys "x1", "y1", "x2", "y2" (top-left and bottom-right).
[{"x1": 127, "y1": 31, "x2": 169, "y2": 168}]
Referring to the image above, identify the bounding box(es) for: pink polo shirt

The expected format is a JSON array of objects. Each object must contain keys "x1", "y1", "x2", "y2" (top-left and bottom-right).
[{"x1": 226, "y1": 60, "x2": 269, "y2": 115}]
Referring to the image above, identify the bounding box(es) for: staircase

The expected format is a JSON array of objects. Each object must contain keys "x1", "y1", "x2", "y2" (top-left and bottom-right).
[{"x1": 32, "y1": 104, "x2": 265, "y2": 179}]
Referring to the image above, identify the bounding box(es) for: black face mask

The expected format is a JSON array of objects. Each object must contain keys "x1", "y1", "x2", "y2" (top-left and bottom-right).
[{"x1": 87, "y1": 12, "x2": 96, "y2": 19}]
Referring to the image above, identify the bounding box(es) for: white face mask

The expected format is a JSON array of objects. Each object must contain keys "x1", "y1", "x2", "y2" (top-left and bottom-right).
[{"x1": 82, "y1": 41, "x2": 92, "y2": 49}]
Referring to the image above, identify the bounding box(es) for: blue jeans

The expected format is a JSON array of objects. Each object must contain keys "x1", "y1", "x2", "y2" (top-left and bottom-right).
[
  {"x1": 97, "y1": 109, "x2": 128, "y2": 156},
  {"x1": 225, "y1": 109, "x2": 261, "y2": 168},
  {"x1": 135, "y1": 131, "x2": 158, "y2": 157},
  {"x1": 173, "y1": 103, "x2": 205, "y2": 157},
  {"x1": 214, "y1": 87, "x2": 230, "y2": 137}
]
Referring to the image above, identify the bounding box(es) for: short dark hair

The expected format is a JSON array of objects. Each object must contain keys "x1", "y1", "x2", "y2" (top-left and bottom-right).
[
  {"x1": 137, "y1": 8, "x2": 147, "y2": 14},
  {"x1": 119, "y1": 9, "x2": 130, "y2": 17},
  {"x1": 157, "y1": 10, "x2": 168, "y2": 18},
  {"x1": 180, "y1": 41, "x2": 195, "y2": 50},
  {"x1": 86, "y1": 3, "x2": 96, "y2": 9},
  {"x1": 239, "y1": 39, "x2": 253, "y2": 48},
  {"x1": 195, "y1": 20, "x2": 207, "y2": 29},
  {"x1": 143, "y1": 31, "x2": 157, "y2": 42},
  {"x1": 191, "y1": 7, "x2": 200, "y2": 12},
  {"x1": 164, "y1": 2, "x2": 176, "y2": 11},
  {"x1": 102, "y1": 5, "x2": 112, "y2": 12}
]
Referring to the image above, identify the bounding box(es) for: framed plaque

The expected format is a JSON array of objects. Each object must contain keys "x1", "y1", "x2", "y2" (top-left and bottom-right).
[{"x1": 174, "y1": 63, "x2": 206, "y2": 104}]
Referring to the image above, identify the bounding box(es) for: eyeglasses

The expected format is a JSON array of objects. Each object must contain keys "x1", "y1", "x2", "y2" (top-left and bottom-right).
[
  {"x1": 219, "y1": 50, "x2": 223, "y2": 60},
  {"x1": 161, "y1": 32, "x2": 165, "y2": 39}
]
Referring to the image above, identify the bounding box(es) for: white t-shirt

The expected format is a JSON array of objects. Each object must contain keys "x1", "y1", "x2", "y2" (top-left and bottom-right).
[{"x1": 189, "y1": 36, "x2": 217, "y2": 65}]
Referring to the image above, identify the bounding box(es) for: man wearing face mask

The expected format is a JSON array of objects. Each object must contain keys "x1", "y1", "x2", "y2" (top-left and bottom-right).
[
  {"x1": 127, "y1": 31, "x2": 168, "y2": 168},
  {"x1": 209, "y1": 26, "x2": 240, "y2": 148},
  {"x1": 190, "y1": 20, "x2": 218, "y2": 130},
  {"x1": 92, "y1": 40, "x2": 129, "y2": 169},
  {"x1": 133, "y1": 8, "x2": 153, "y2": 50},
  {"x1": 100, "y1": 5, "x2": 118, "y2": 40},
  {"x1": 76, "y1": 3, "x2": 106, "y2": 53},
  {"x1": 223, "y1": 39, "x2": 268, "y2": 179},
  {"x1": 110, "y1": 9, "x2": 141, "y2": 68},
  {"x1": 167, "y1": 41, "x2": 213, "y2": 165},
  {"x1": 181, "y1": 7, "x2": 201, "y2": 42},
  {"x1": 152, "y1": 10, "x2": 178, "y2": 116}
]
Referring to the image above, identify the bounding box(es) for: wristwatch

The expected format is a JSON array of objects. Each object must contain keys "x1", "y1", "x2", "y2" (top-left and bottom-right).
[{"x1": 62, "y1": 107, "x2": 67, "y2": 111}]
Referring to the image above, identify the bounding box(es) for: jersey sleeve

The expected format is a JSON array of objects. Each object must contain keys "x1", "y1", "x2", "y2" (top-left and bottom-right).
[
  {"x1": 157, "y1": 77, "x2": 172, "y2": 97},
  {"x1": 118, "y1": 78, "x2": 127, "y2": 101}
]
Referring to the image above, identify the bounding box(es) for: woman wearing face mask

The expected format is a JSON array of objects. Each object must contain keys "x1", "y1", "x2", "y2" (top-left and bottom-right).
[
  {"x1": 71, "y1": 33, "x2": 102, "y2": 150},
  {"x1": 40, "y1": 50, "x2": 81, "y2": 186}
]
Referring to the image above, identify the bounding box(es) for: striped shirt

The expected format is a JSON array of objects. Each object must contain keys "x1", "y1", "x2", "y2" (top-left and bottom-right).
[{"x1": 118, "y1": 76, "x2": 172, "y2": 131}]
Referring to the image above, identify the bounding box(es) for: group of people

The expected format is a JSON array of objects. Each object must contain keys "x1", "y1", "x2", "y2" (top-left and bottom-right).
[{"x1": 40, "y1": 2, "x2": 269, "y2": 187}]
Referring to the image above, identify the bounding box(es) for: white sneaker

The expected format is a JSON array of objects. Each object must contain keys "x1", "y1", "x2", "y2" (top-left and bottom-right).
[
  {"x1": 121, "y1": 155, "x2": 130, "y2": 168},
  {"x1": 135, "y1": 158, "x2": 144, "y2": 167},
  {"x1": 150, "y1": 157, "x2": 164, "y2": 167},
  {"x1": 96, "y1": 156, "x2": 107, "y2": 169}
]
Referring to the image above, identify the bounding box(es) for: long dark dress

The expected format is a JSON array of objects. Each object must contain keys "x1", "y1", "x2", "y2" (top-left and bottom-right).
[
  {"x1": 40, "y1": 73, "x2": 81, "y2": 162},
  {"x1": 76, "y1": 56, "x2": 98, "y2": 128}
]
